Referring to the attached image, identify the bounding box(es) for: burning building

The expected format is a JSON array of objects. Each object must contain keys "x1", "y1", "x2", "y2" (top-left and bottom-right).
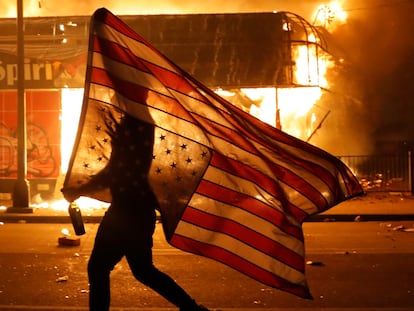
[{"x1": 0, "y1": 11, "x2": 332, "y2": 199}]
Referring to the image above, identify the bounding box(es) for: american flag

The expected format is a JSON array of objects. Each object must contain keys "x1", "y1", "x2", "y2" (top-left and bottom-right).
[{"x1": 64, "y1": 8, "x2": 363, "y2": 299}]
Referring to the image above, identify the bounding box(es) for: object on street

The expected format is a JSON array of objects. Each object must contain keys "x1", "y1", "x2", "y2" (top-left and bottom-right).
[
  {"x1": 68, "y1": 202, "x2": 85, "y2": 235},
  {"x1": 56, "y1": 275, "x2": 69, "y2": 282},
  {"x1": 306, "y1": 260, "x2": 324, "y2": 266},
  {"x1": 58, "y1": 235, "x2": 81, "y2": 246}
]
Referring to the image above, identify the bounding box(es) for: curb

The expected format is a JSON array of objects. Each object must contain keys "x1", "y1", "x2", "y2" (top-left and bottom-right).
[
  {"x1": 1, "y1": 213, "x2": 414, "y2": 224},
  {"x1": 0, "y1": 214, "x2": 103, "y2": 224},
  {"x1": 307, "y1": 214, "x2": 414, "y2": 222}
]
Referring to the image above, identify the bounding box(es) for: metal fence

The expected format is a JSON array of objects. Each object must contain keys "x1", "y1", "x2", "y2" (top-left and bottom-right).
[{"x1": 338, "y1": 151, "x2": 412, "y2": 192}]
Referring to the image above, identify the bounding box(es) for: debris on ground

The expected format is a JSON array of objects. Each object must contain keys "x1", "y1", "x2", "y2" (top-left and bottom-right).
[
  {"x1": 56, "y1": 275, "x2": 69, "y2": 282},
  {"x1": 58, "y1": 236, "x2": 81, "y2": 246},
  {"x1": 306, "y1": 260, "x2": 324, "y2": 266}
]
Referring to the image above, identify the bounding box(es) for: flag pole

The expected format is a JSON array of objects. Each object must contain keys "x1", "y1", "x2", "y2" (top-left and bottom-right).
[{"x1": 8, "y1": 0, "x2": 32, "y2": 213}]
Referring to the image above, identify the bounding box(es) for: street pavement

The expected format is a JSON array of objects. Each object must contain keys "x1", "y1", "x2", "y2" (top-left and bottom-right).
[
  {"x1": 1, "y1": 192, "x2": 414, "y2": 310},
  {"x1": 1, "y1": 220, "x2": 414, "y2": 310},
  {"x1": 1, "y1": 191, "x2": 414, "y2": 224}
]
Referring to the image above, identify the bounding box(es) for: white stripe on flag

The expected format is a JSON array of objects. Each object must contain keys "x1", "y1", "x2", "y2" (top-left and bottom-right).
[
  {"x1": 94, "y1": 20, "x2": 177, "y2": 72},
  {"x1": 187, "y1": 192, "x2": 304, "y2": 255},
  {"x1": 91, "y1": 52, "x2": 171, "y2": 96},
  {"x1": 174, "y1": 220, "x2": 307, "y2": 286}
]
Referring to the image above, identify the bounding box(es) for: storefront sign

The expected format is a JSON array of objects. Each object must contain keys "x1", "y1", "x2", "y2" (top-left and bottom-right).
[
  {"x1": 0, "y1": 54, "x2": 54, "y2": 89},
  {"x1": 0, "y1": 53, "x2": 85, "y2": 89}
]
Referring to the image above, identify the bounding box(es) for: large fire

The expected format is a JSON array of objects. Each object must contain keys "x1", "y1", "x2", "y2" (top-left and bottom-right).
[
  {"x1": 247, "y1": 32, "x2": 331, "y2": 140},
  {"x1": 217, "y1": 3, "x2": 344, "y2": 141}
]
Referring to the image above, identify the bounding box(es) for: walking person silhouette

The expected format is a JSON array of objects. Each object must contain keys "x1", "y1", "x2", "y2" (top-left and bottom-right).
[{"x1": 62, "y1": 111, "x2": 210, "y2": 311}]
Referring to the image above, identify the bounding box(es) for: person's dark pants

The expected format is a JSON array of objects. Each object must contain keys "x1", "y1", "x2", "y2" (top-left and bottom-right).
[{"x1": 88, "y1": 208, "x2": 199, "y2": 311}]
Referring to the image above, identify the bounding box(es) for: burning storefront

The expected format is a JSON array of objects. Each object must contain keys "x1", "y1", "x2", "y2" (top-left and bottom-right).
[{"x1": 0, "y1": 11, "x2": 332, "y2": 200}]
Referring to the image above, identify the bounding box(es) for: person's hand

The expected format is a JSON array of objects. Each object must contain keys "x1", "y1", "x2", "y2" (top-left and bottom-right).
[{"x1": 61, "y1": 187, "x2": 81, "y2": 203}]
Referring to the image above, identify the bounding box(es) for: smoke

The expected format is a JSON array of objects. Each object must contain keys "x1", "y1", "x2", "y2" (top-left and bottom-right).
[{"x1": 315, "y1": 0, "x2": 414, "y2": 154}]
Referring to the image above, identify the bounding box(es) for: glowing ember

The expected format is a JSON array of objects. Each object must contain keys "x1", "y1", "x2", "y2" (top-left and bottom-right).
[
  {"x1": 29, "y1": 197, "x2": 108, "y2": 212},
  {"x1": 313, "y1": 1, "x2": 347, "y2": 31},
  {"x1": 50, "y1": 197, "x2": 109, "y2": 211}
]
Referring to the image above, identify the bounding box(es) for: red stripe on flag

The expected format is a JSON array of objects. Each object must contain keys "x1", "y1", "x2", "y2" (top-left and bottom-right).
[
  {"x1": 210, "y1": 152, "x2": 310, "y2": 221},
  {"x1": 90, "y1": 67, "x2": 148, "y2": 103},
  {"x1": 94, "y1": 9, "x2": 148, "y2": 43},
  {"x1": 93, "y1": 36, "x2": 206, "y2": 100},
  {"x1": 192, "y1": 114, "x2": 259, "y2": 154},
  {"x1": 170, "y1": 234, "x2": 311, "y2": 299},
  {"x1": 89, "y1": 67, "x2": 195, "y2": 124},
  {"x1": 93, "y1": 37, "x2": 149, "y2": 73},
  {"x1": 196, "y1": 179, "x2": 304, "y2": 241},
  {"x1": 223, "y1": 106, "x2": 360, "y2": 198},
  {"x1": 182, "y1": 206, "x2": 304, "y2": 271},
  {"x1": 222, "y1": 112, "x2": 342, "y2": 201}
]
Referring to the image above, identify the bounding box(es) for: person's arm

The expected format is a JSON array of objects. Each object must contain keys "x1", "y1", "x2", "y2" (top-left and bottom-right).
[{"x1": 61, "y1": 165, "x2": 110, "y2": 202}]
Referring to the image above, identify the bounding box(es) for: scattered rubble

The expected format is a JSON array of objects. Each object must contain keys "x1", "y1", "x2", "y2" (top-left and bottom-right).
[
  {"x1": 306, "y1": 260, "x2": 324, "y2": 266},
  {"x1": 391, "y1": 224, "x2": 414, "y2": 232},
  {"x1": 58, "y1": 236, "x2": 81, "y2": 246},
  {"x1": 56, "y1": 275, "x2": 69, "y2": 282}
]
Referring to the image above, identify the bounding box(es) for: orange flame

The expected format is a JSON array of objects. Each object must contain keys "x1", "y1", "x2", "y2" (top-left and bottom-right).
[
  {"x1": 313, "y1": 1, "x2": 347, "y2": 31},
  {"x1": 232, "y1": 31, "x2": 332, "y2": 141}
]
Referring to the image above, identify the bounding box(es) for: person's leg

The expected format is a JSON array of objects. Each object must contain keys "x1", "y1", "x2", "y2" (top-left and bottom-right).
[
  {"x1": 126, "y1": 247, "x2": 201, "y2": 310},
  {"x1": 88, "y1": 215, "x2": 124, "y2": 311}
]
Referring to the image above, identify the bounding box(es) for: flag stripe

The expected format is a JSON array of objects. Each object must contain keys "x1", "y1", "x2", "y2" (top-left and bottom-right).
[
  {"x1": 187, "y1": 192, "x2": 303, "y2": 254},
  {"x1": 209, "y1": 151, "x2": 310, "y2": 222},
  {"x1": 197, "y1": 175, "x2": 303, "y2": 241},
  {"x1": 97, "y1": 11, "x2": 145, "y2": 42},
  {"x1": 175, "y1": 224, "x2": 302, "y2": 279},
  {"x1": 221, "y1": 111, "x2": 344, "y2": 201},
  {"x1": 228, "y1": 104, "x2": 362, "y2": 196},
  {"x1": 172, "y1": 220, "x2": 306, "y2": 282},
  {"x1": 205, "y1": 156, "x2": 313, "y2": 226},
  {"x1": 93, "y1": 22, "x2": 213, "y2": 107},
  {"x1": 182, "y1": 206, "x2": 304, "y2": 270},
  {"x1": 87, "y1": 82, "x2": 216, "y2": 152},
  {"x1": 207, "y1": 133, "x2": 333, "y2": 216},
  {"x1": 194, "y1": 84, "x2": 359, "y2": 200},
  {"x1": 93, "y1": 36, "x2": 150, "y2": 75},
  {"x1": 170, "y1": 230, "x2": 310, "y2": 298},
  {"x1": 93, "y1": 36, "x2": 206, "y2": 100},
  {"x1": 90, "y1": 67, "x2": 196, "y2": 123},
  {"x1": 94, "y1": 18, "x2": 177, "y2": 72}
]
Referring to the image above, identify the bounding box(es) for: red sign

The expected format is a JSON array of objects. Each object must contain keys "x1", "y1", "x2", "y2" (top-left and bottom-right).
[{"x1": 0, "y1": 90, "x2": 61, "y2": 178}]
